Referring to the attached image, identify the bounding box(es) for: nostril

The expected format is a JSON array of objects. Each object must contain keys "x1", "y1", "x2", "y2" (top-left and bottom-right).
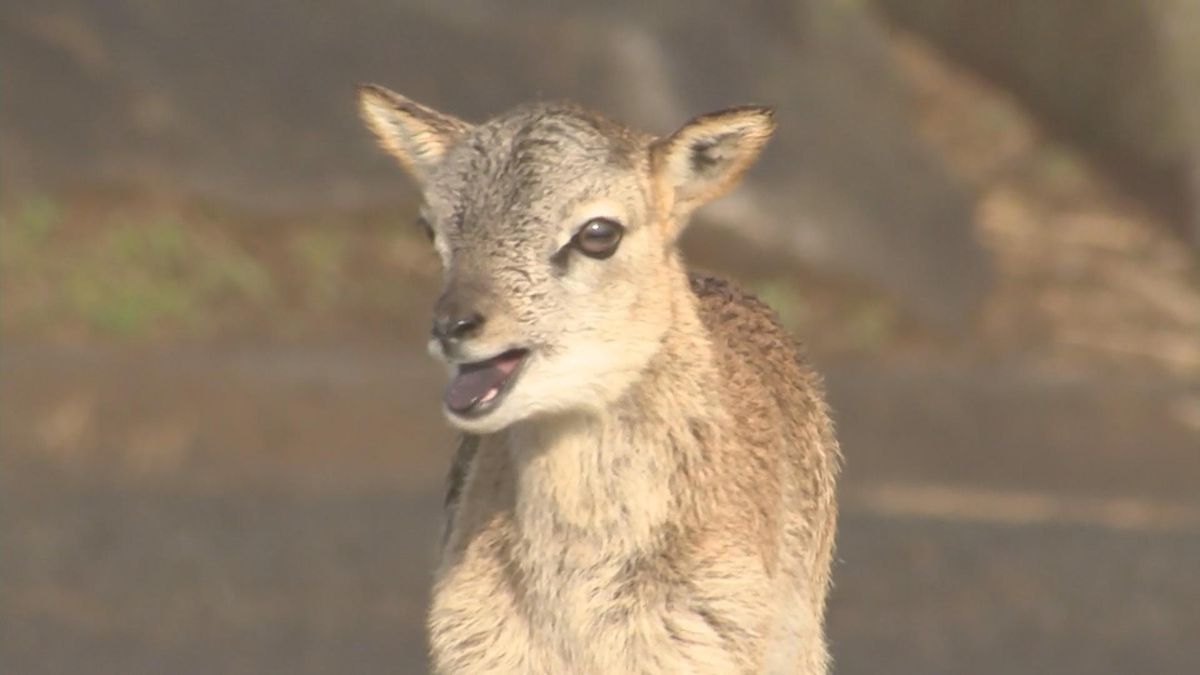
[
  {"x1": 434, "y1": 312, "x2": 485, "y2": 342},
  {"x1": 449, "y1": 312, "x2": 484, "y2": 338}
]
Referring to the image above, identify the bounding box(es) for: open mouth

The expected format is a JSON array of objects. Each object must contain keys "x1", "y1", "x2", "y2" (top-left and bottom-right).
[{"x1": 443, "y1": 348, "x2": 529, "y2": 418}]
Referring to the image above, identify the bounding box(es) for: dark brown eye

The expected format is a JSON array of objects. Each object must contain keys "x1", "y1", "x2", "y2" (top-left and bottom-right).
[
  {"x1": 573, "y1": 218, "x2": 624, "y2": 259},
  {"x1": 416, "y1": 216, "x2": 435, "y2": 242}
]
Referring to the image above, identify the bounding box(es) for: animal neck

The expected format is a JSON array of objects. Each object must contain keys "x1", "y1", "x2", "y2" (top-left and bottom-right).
[{"x1": 505, "y1": 272, "x2": 719, "y2": 554}]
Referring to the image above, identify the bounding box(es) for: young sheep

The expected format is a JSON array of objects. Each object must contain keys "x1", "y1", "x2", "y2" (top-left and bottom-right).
[{"x1": 358, "y1": 84, "x2": 841, "y2": 674}]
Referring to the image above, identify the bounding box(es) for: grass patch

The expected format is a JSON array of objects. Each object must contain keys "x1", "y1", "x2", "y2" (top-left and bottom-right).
[
  {"x1": 64, "y1": 215, "x2": 274, "y2": 335},
  {"x1": 751, "y1": 279, "x2": 812, "y2": 333},
  {"x1": 290, "y1": 229, "x2": 349, "y2": 309},
  {"x1": 2, "y1": 194, "x2": 61, "y2": 271},
  {"x1": 846, "y1": 299, "x2": 901, "y2": 351},
  {"x1": 2, "y1": 196, "x2": 275, "y2": 338},
  {"x1": 749, "y1": 275, "x2": 906, "y2": 354}
]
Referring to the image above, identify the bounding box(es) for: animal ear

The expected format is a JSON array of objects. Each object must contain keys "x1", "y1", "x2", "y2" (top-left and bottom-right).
[
  {"x1": 650, "y1": 106, "x2": 775, "y2": 227},
  {"x1": 356, "y1": 84, "x2": 471, "y2": 184}
]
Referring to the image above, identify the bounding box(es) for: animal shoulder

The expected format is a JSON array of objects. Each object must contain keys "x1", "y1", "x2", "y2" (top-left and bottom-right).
[{"x1": 688, "y1": 273, "x2": 817, "y2": 397}]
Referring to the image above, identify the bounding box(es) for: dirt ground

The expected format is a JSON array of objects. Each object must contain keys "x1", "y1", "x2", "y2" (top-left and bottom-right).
[
  {"x1": 4, "y1": 28, "x2": 1200, "y2": 675},
  {"x1": 3, "y1": 344, "x2": 1199, "y2": 674}
]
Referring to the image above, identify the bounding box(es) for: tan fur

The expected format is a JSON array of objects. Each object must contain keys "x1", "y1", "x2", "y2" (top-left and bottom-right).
[
  {"x1": 358, "y1": 85, "x2": 471, "y2": 179},
  {"x1": 651, "y1": 107, "x2": 776, "y2": 230},
  {"x1": 356, "y1": 84, "x2": 841, "y2": 674}
]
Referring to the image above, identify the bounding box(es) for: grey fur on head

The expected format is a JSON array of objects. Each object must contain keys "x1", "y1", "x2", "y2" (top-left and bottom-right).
[{"x1": 357, "y1": 84, "x2": 775, "y2": 433}]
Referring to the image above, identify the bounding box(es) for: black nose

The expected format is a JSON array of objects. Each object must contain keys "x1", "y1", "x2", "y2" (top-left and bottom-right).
[{"x1": 432, "y1": 311, "x2": 485, "y2": 343}]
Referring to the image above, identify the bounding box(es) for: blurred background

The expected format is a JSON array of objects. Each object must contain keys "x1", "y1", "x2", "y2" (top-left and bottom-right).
[{"x1": 3, "y1": 1, "x2": 1199, "y2": 673}]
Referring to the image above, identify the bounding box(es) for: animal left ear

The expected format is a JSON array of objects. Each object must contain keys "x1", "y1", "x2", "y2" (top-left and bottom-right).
[{"x1": 650, "y1": 106, "x2": 775, "y2": 230}]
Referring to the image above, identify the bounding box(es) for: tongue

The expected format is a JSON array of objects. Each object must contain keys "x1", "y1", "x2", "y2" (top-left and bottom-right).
[{"x1": 444, "y1": 351, "x2": 523, "y2": 414}]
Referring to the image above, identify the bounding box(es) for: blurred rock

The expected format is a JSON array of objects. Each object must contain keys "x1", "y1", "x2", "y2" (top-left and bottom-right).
[
  {"x1": 872, "y1": 0, "x2": 1200, "y2": 248},
  {"x1": 0, "y1": 0, "x2": 989, "y2": 326}
]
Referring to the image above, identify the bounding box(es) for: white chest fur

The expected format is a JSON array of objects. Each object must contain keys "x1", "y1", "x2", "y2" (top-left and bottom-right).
[
  {"x1": 430, "y1": 414, "x2": 719, "y2": 673},
  {"x1": 509, "y1": 415, "x2": 675, "y2": 560}
]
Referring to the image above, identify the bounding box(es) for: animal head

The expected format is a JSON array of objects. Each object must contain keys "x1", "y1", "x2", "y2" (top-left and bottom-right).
[{"x1": 357, "y1": 84, "x2": 774, "y2": 433}]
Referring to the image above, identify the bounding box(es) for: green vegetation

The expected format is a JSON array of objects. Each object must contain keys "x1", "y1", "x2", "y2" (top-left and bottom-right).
[
  {"x1": 1, "y1": 192, "x2": 906, "y2": 352},
  {"x1": 65, "y1": 215, "x2": 273, "y2": 335},
  {"x1": 290, "y1": 228, "x2": 349, "y2": 309},
  {"x1": 751, "y1": 276, "x2": 904, "y2": 353},
  {"x1": 845, "y1": 299, "x2": 901, "y2": 351},
  {"x1": 2, "y1": 195, "x2": 275, "y2": 338},
  {"x1": 752, "y1": 279, "x2": 812, "y2": 334}
]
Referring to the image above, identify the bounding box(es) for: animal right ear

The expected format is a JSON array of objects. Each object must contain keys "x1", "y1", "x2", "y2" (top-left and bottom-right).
[
  {"x1": 356, "y1": 84, "x2": 471, "y2": 184},
  {"x1": 650, "y1": 106, "x2": 775, "y2": 232}
]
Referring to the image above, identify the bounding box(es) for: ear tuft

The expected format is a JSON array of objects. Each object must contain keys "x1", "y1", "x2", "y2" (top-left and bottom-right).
[
  {"x1": 355, "y1": 83, "x2": 471, "y2": 183},
  {"x1": 652, "y1": 106, "x2": 775, "y2": 222}
]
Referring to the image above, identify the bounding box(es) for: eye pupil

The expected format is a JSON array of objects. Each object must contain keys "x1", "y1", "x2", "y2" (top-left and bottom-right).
[{"x1": 574, "y1": 218, "x2": 623, "y2": 258}]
